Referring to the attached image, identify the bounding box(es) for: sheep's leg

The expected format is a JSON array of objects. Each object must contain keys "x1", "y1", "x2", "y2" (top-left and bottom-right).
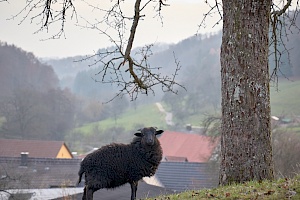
[
  {"x1": 86, "y1": 186, "x2": 94, "y2": 200},
  {"x1": 130, "y1": 181, "x2": 138, "y2": 200},
  {"x1": 81, "y1": 185, "x2": 95, "y2": 200},
  {"x1": 82, "y1": 186, "x2": 87, "y2": 200}
]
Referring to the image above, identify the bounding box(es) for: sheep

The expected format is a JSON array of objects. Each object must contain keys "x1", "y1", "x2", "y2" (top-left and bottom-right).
[{"x1": 77, "y1": 127, "x2": 164, "y2": 200}]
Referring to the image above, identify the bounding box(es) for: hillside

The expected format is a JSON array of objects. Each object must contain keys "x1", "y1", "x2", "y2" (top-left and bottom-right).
[
  {"x1": 145, "y1": 175, "x2": 300, "y2": 200},
  {"x1": 43, "y1": 29, "x2": 300, "y2": 100},
  {"x1": 68, "y1": 78, "x2": 300, "y2": 152},
  {"x1": 65, "y1": 103, "x2": 168, "y2": 152},
  {"x1": 270, "y1": 79, "x2": 300, "y2": 116},
  {"x1": 0, "y1": 42, "x2": 76, "y2": 140},
  {"x1": 1, "y1": 29, "x2": 299, "y2": 143},
  {"x1": 43, "y1": 33, "x2": 222, "y2": 100},
  {"x1": 0, "y1": 42, "x2": 59, "y2": 96}
]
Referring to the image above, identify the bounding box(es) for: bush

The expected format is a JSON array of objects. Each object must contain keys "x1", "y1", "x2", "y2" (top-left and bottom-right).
[{"x1": 272, "y1": 128, "x2": 300, "y2": 178}]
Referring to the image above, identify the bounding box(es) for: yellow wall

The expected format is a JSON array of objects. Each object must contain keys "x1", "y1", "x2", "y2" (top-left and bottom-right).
[{"x1": 56, "y1": 144, "x2": 73, "y2": 159}]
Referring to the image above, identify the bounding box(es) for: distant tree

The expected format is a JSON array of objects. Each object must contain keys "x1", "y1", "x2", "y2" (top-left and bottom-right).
[
  {"x1": 83, "y1": 100, "x2": 103, "y2": 122},
  {"x1": 284, "y1": 12, "x2": 300, "y2": 77},
  {"x1": 72, "y1": 67, "x2": 117, "y2": 100},
  {"x1": 0, "y1": 88, "x2": 38, "y2": 139},
  {"x1": 110, "y1": 97, "x2": 129, "y2": 123},
  {"x1": 102, "y1": 126, "x2": 127, "y2": 143},
  {"x1": 0, "y1": 42, "x2": 59, "y2": 97},
  {"x1": 41, "y1": 88, "x2": 76, "y2": 140},
  {"x1": 0, "y1": 88, "x2": 76, "y2": 140},
  {"x1": 183, "y1": 50, "x2": 221, "y2": 113},
  {"x1": 272, "y1": 129, "x2": 300, "y2": 178},
  {"x1": 0, "y1": 43, "x2": 76, "y2": 140},
  {"x1": 162, "y1": 46, "x2": 221, "y2": 122}
]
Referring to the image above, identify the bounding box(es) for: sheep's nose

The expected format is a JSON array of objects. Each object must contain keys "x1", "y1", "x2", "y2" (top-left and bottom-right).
[{"x1": 146, "y1": 138, "x2": 154, "y2": 145}]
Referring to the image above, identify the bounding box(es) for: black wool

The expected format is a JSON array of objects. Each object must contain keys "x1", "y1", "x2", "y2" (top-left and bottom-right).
[{"x1": 77, "y1": 127, "x2": 163, "y2": 200}]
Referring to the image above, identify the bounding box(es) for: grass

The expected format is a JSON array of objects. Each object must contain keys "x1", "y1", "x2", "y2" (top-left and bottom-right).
[
  {"x1": 171, "y1": 78, "x2": 300, "y2": 126},
  {"x1": 75, "y1": 103, "x2": 167, "y2": 135},
  {"x1": 67, "y1": 103, "x2": 168, "y2": 152},
  {"x1": 284, "y1": 126, "x2": 300, "y2": 134},
  {"x1": 270, "y1": 79, "x2": 300, "y2": 116},
  {"x1": 145, "y1": 175, "x2": 300, "y2": 200},
  {"x1": 0, "y1": 117, "x2": 5, "y2": 126},
  {"x1": 71, "y1": 78, "x2": 300, "y2": 143}
]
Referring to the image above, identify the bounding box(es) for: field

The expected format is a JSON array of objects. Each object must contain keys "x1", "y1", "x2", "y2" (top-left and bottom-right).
[
  {"x1": 73, "y1": 78, "x2": 300, "y2": 134},
  {"x1": 270, "y1": 79, "x2": 300, "y2": 116},
  {"x1": 74, "y1": 103, "x2": 168, "y2": 135},
  {"x1": 145, "y1": 175, "x2": 300, "y2": 200}
]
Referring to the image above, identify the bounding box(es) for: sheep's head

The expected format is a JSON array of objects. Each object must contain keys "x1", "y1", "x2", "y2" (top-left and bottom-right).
[{"x1": 134, "y1": 127, "x2": 163, "y2": 146}]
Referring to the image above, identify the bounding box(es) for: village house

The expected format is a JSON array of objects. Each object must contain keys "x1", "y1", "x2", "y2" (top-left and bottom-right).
[
  {"x1": 143, "y1": 130, "x2": 219, "y2": 192},
  {"x1": 0, "y1": 139, "x2": 82, "y2": 199},
  {"x1": 159, "y1": 130, "x2": 219, "y2": 162},
  {"x1": 0, "y1": 139, "x2": 73, "y2": 159},
  {"x1": 0, "y1": 139, "x2": 173, "y2": 200},
  {"x1": 0, "y1": 131, "x2": 219, "y2": 199}
]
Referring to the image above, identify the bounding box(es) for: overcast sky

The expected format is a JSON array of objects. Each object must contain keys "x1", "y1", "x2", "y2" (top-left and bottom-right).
[{"x1": 0, "y1": 0, "x2": 222, "y2": 58}]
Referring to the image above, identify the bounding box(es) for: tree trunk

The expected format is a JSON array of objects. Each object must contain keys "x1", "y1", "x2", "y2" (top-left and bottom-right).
[{"x1": 219, "y1": 0, "x2": 274, "y2": 185}]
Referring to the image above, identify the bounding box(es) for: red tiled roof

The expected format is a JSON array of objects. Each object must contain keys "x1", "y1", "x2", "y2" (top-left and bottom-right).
[
  {"x1": 0, "y1": 139, "x2": 69, "y2": 158},
  {"x1": 158, "y1": 131, "x2": 219, "y2": 162}
]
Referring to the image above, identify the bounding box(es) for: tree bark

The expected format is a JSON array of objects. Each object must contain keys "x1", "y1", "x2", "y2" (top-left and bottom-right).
[{"x1": 219, "y1": 0, "x2": 274, "y2": 185}]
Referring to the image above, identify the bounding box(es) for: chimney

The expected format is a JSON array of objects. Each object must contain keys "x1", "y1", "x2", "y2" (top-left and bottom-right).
[
  {"x1": 20, "y1": 152, "x2": 29, "y2": 166},
  {"x1": 186, "y1": 124, "x2": 192, "y2": 131}
]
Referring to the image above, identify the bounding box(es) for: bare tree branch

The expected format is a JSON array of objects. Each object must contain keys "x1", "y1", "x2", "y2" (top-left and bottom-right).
[
  {"x1": 74, "y1": 0, "x2": 183, "y2": 101},
  {"x1": 269, "y1": 0, "x2": 300, "y2": 85},
  {"x1": 7, "y1": 0, "x2": 77, "y2": 39},
  {"x1": 201, "y1": 0, "x2": 300, "y2": 86},
  {"x1": 121, "y1": 0, "x2": 142, "y2": 67},
  {"x1": 2, "y1": 0, "x2": 183, "y2": 101},
  {"x1": 198, "y1": 0, "x2": 223, "y2": 33}
]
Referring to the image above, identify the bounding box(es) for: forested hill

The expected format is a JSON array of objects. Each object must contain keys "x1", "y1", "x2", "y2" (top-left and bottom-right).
[
  {"x1": 0, "y1": 42, "x2": 76, "y2": 140},
  {"x1": 44, "y1": 33, "x2": 223, "y2": 100},
  {"x1": 45, "y1": 29, "x2": 300, "y2": 101},
  {"x1": 0, "y1": 42, "x2": 59, "y2": 96}
]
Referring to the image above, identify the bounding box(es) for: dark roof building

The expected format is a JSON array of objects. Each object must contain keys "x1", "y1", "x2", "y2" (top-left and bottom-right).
[
  {"x1": 0, "y1": 157, "x2": 80, "y2": 189},
  {"x1": 142, "y1": 131, "x2": 220, "y2": 192},
  {"x1": 0, "y1": 139, "x2": 73, "y2": 159},
  {"x1": 0, "y1": 156, "x2": 175, "y2": 200},
  {"x1": 0, "y1": 131, "x2": 220, "y2": 199},
  {"x1": 154, "y1": 161, "x2": 218, "y2": 192}
]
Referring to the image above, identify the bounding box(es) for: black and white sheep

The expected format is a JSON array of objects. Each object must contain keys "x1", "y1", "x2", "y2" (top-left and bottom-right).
[{"x1": 77, "y1": 127, "x2": 164, "y2": 200}]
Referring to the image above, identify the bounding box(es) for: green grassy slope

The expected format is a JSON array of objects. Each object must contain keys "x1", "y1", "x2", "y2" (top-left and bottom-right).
[
  {"x1": 66, "y1": 79, "x2": 300, "y2": 152},
  {"x1": 75, "y1": 103, "x2": 167, "y2": 135},
  {"x1": 74, "y1": 79, "x2": 300, "y2": 134},
  {"x1": 145, "y1": 175, "x2": 300, "y2": 200},
  {"x1": 270, "y1": 79, "x2": 300, "y2": 116}
]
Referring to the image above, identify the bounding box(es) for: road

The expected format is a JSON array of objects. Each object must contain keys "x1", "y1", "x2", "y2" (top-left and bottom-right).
[{"x1": 155, "y1": 102, "x2": 174, "y2": 126}]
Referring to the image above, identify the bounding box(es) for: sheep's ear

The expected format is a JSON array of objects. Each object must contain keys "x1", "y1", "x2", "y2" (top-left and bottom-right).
[
  {"x1": 155, "y1": 130, "x2": 164, "y2": 135},
  {"x1": 134, "y1": 132, "x2": 142, "y2": 137}
]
